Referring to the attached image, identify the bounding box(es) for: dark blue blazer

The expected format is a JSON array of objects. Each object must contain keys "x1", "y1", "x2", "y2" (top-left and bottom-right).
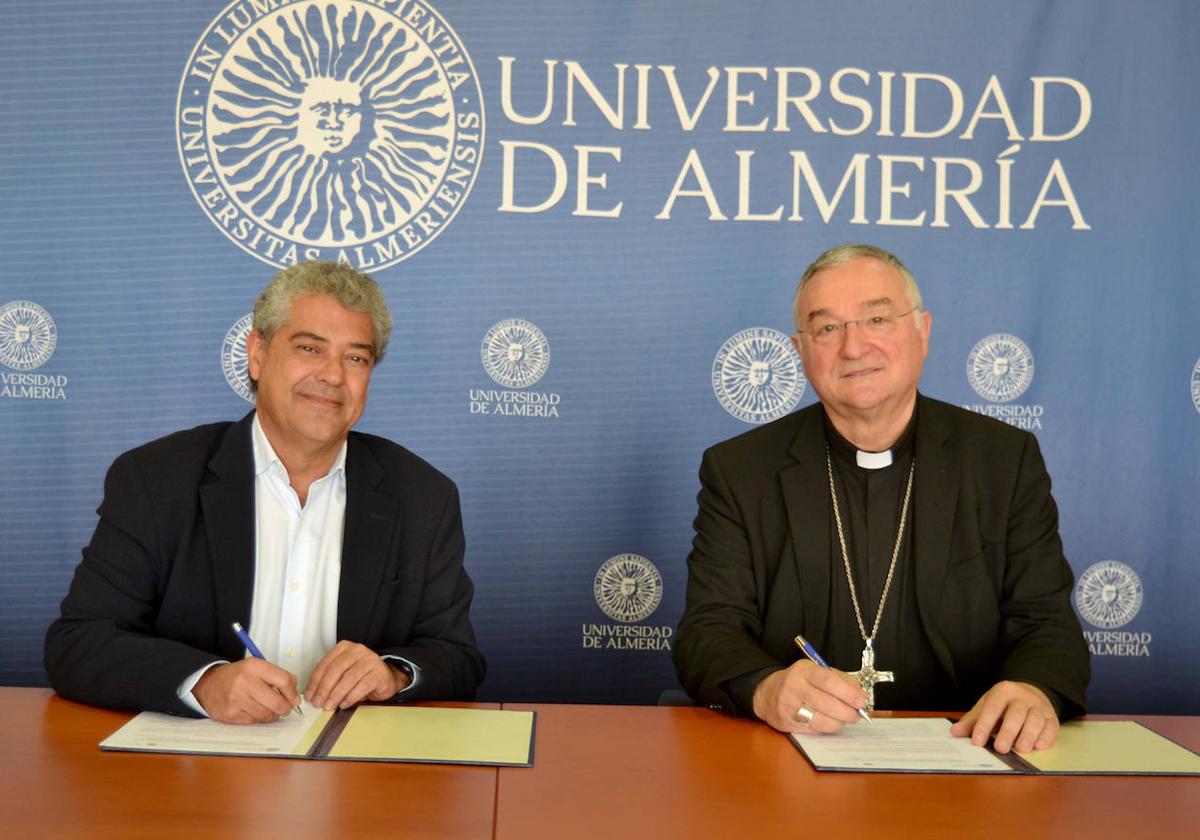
[{"x1": 45, "y1": 413, "x2": 485, "y2": 715}]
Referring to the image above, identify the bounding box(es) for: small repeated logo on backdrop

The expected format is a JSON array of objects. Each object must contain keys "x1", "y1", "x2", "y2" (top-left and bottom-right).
[
  {"x1": 582, "y1": 554, "x2": 672, "y2": 652},
  {"x1": 1190, "y1": 357, "x2": 1200, "y2": 415},
  {"x1": 712, "y1": 327, "x2": 805, "y2": 424},
  {"x1": 0, "y1": 300, "x2": 68, "y2": 401},
  {"x1": 962, "y1": 333, "x2": 1044, "y2": 429},
  {"x1": 177, "y1": 0, "x2": 484, "y2": 271},
  {"x1": 481, "y1": 319, "x2": 549, "y2": 388},
  {"x1": 1075, "y1": 560, "x2": 1151, "y2": 657},
  {"x1": 470, "y1": 319, "x2": 560, "y2": 418},
  {"x1": 594, "y1": 553, "x2": 663, "y2": 622},
  {"x1": 221, "y1": 313, "x2": 255, "y2": 403}
]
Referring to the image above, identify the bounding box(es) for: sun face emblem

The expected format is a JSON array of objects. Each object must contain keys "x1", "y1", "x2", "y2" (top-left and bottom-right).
[
  {"x1": 1075, "y1": 561, "x2": 1143, "y2": 630},
  {"x1": 178, "y1": 0, "x2": 484, "y2": 268},
  {"x1": 593, "y1": 554, "x2": 663, "y2": 623},
  {"x1": 713, "y1": 328, "x2": 805, "y2": 424},
  {"x1": 0, "y1": 301, "x2": 58, "y2": 371},
  {"x1": 481, "y1": 320, "x2": 550, "y2": 389},
  {"x1": 967, "y1": 333, "x2": 1035, "y2": 403},
  {"x1": 297, "y1": 78, "x2": 365, "y2": 156}
]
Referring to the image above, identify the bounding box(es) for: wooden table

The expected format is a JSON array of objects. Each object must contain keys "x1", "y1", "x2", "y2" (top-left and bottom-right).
[
  {"x1": 4, "y1": 688, "x2": 1198, "y2": 839},
  {"x1": 1, "y1": 688, "x2": 498, "y2": 839},
  {"x1": 495, "y1": 704, "x2": 1200, "y2": 840}
]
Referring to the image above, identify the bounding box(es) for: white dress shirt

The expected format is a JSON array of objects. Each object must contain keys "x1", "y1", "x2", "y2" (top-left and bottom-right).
[
  {"x1": 246, "y1": 413, "x2": 346, "y2": 692},
  {"x1": 176, "y1": 415, "x2": 417, "y2": 715}
]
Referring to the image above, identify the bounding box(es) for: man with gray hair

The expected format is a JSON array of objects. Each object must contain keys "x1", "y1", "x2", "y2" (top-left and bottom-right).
[
  {"x1": 674, "y1": 244, "x2": 1088, "y2": 755},
  {"x1": 46, "y1": 261, "x2": 484, "y2": 722}
]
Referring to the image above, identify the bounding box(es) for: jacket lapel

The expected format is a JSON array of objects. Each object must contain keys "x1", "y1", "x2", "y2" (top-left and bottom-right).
[
  {"x1": 780, "y1": 407, "x2": 834, "y2": 646},
  {"x1": 912, "y1": 396, "x2": 960, "y2": 682},
  {"x1": 199, "y1": 413, "x2": 257, "y2": 660},
  {"x1": 337, "y1": 435, "x2": 398, "y2": 642}
]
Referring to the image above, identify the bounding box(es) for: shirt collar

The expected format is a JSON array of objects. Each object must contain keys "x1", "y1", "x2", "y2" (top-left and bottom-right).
[
  {"x1": 823, "y1": 402, "x2": 918, "y2": 471},
  {"x1": 251, "y1": 413, "x2": 347, "y2": 482}
]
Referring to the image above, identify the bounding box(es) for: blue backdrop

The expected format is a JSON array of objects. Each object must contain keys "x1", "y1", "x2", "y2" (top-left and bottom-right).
[{"x1": 2, "y1": 0, "x2": 1197, "y2": 714}]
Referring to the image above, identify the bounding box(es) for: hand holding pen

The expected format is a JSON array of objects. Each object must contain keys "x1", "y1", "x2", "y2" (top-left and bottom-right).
[
  {"x1": 751, "y1": 637, "x2": 872, "y2": 734},
  {"x1": 794, "y1": 634, "x2": 872, "y2": 724},
  {"x1": 232, "y1": 622, "x2": 303, "y2": 718},
  {"x1": 191, "y1": 624, "x2": 303, "y2": 724}
]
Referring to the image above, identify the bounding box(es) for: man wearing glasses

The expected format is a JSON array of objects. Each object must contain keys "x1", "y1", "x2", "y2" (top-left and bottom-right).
[{"x1": 673, "y1": 243, "x2": 1089, "y2": 755}]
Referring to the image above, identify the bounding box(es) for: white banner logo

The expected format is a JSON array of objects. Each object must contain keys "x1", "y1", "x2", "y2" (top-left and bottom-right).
[
  {"x1": 967, "y1": 333, "x2": 1035, "y2": 402},
  {"x1": 178, "y1": 0, "x2": 484, "y2": 270},
  {"x1": 593, "y1": 553, "x2": 663, "y2": 623},
  {"x1": 713, "y1": 327, "x2": 804, "y2": 424},
  {"x1": 481, "y1": 319, "x2": 550, "y2": 388},
  {"x1": 1075, "y1": 560, "x2": 1143, "y2": 630},
  {"x1": 0, "y1": 301, "x2": 57, "y2": 371},
  {"x1": 1190, "y1": 357, "x2": 1200, "y2": 416},
  {"x1": 221, "y1": 313, "x2": 254, "y2": 403}
]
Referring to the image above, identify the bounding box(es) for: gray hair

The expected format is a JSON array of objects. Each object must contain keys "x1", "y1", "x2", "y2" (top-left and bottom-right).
[
  {"x1": 792, "y1": 243, "x2": 923, "y2": 326},
  {"x1": 252, "y1": 260, "x2": 393, "y2": 363}
]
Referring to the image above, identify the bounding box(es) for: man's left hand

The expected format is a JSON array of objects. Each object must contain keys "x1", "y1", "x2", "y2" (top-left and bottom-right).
[
  {"x1": 950, "y1": 680, "x2": 1058, "y2": 754},
  {"x1": 305, "y1": 641, "x2": 412, "y2": 711}
]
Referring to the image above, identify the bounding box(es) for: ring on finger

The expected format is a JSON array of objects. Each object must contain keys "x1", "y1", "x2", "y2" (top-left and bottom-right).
[{"x1": 796, "y1": 704, "x2": 815, "y2": 725}]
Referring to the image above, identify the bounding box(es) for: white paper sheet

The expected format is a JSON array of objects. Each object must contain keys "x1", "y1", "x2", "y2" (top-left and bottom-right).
[
  {"x1": 790, "y1": 717, "x2": 1014, "y2": 773},
  {"x1": 100, "y1": 699, "x2": 327, "y2": 756}
]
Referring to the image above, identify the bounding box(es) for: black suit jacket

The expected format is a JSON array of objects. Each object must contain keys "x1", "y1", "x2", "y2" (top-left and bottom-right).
[
  {"x1": 45, "y1": 413, "x2": 485, "y2": 715},
  {"x1": 672, "y1": 395, "x2": 1089, "y2": 718}
]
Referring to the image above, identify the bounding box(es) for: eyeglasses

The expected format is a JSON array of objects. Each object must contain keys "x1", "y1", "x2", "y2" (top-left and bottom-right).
[{"x1": 797, "y1": 306, "x2": 921, "y2": 346}]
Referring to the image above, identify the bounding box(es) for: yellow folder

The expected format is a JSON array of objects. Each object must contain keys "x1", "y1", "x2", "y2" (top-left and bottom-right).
[{"x1": 1019, "y1": 721, "x2": 1200, "y2": 775}]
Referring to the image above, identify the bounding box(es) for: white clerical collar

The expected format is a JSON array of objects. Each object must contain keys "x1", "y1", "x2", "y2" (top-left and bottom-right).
[{"x1": 855, "y1": 449, "x2": 894, "y2": 470}]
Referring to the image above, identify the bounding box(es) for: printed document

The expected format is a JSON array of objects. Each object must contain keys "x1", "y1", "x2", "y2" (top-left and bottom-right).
[{"x1": 790, "y1": 717, "x2": 1014, "y2": 773}]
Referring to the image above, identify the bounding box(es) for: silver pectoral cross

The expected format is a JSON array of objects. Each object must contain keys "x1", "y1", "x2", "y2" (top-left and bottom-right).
[{"x1": 850, "y1": 639, "x2": 894, "y2": 711}]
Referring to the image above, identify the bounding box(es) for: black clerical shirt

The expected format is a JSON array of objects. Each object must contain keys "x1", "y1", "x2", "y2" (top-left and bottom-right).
[
  {"x1": 822, "y1": 408, "x2": 952, "y2": 710},
  {"x1": 726, "y1": 404, "x2": 957, "y2": 714}
]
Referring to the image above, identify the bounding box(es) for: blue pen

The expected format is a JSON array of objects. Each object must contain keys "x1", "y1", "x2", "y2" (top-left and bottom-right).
[
  {"x1": 794, "y1": 634, "x2": 872, "y2": 724},
  {"x1": 232, "y1": 621, "x2": 303, "y2": 717}
]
